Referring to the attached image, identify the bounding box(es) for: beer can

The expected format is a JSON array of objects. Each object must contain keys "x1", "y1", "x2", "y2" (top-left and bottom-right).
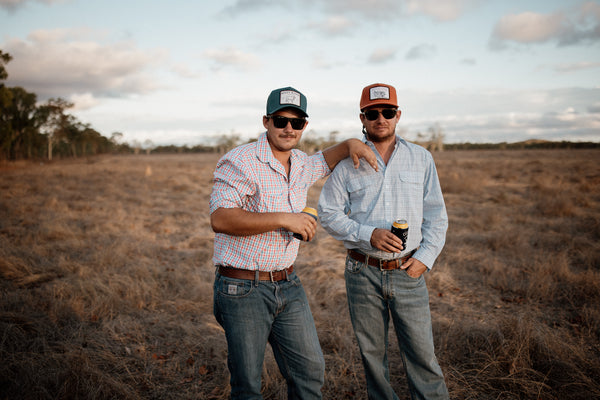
[
  {"x1": 391, "y1": 219, "x2": 408, "y2": 250},
  {"x1": 293, "y1": 207, "x2": 318, "y2": 241}
]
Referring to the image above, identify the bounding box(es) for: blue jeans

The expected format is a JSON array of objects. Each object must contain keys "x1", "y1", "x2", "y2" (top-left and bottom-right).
[
  {"x1": 213, "y1": 270, "x2": 325, "y2": 400},
  {"x1": 345, "y1": 255, "x2": 449, "y2": 400}
]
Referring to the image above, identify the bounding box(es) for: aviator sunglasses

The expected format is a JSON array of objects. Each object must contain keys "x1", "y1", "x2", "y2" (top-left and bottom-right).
[
  {"x1": 269, "y1": 115, "x2": 307, "y2": 130},
  {"x1": 362, "y1": 108, "x2": 398, "y2": 121}
]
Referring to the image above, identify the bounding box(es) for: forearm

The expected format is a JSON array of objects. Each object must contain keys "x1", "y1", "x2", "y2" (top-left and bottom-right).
[
  {"x1": 322, "y1": 138, "x2": 378, "y2": 171},
  {"x1": 415, "y1": 207, "x2": 448, "y2": 268},
  {"x1": 211, "y1": 207, "x2": 288, "y2": 236},
  {"x1": 415, "y1": 158, "x2": 448, "y2": 268},
  {"x1": 322, "y1": 139, "x2": 353, "y2": 170},
  {"x1": 318, "y1": 173, "x2": 375, "y2": 246}
]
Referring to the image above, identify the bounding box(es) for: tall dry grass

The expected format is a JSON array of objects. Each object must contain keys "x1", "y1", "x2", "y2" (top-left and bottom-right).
[{"x1": 1, "y1": 149, "x2": 599, "y2": 399}]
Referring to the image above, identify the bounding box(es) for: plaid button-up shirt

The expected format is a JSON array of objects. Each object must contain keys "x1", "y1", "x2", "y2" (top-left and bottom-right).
[{"x1": 210, "y1": 132, "x2": 330, "y2": 271}]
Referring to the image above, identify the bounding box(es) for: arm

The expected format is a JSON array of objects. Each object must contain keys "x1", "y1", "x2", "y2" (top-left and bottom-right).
[
  {"x1": 210, "y1": 156, "x2": 318, "y2": 241},
  {"x1": 322, "y1": 138, "x2": 378, "y2": 172},
  {"x1": 406, "y1": 154, "x2": 448, "y2": 271},
  {"x1": 318, "y1": 165, "x2": 374, "y2": 247},
  {"x1": 210, "y1": 207, "x2": 317, "y2": 241}
]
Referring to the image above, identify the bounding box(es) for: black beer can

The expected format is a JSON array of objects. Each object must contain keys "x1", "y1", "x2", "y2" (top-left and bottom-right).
[
  {"x1": 391, "y1": 219, "x2": 408, "y2": 250},
  {"x1": 293, "y1": 207, "x2": 318, "y2": 241}
]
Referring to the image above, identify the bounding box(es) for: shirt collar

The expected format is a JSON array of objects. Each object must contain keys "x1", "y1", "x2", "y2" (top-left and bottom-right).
[
  {"x1": 256, "y1": 132, "x2": 274, "y2": 165},
  {"x1": 255, "y1": 132, "x2": 303, "y2": 176}
]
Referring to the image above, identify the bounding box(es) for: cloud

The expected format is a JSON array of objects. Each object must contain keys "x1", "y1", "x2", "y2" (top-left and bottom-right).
[
  {"x1": 171, "y1": 63, "x2": 202, "y2": 79},
  {"x1": 322, "y1": 0, "x2": 401, "y2": 19},
  {"x1": 311, "y1": 53, "x2": 344, "y2": 70},
  {"x1": 218, "y1": 0, "x2": 287, "y2": 18},
  {"x1": 553, "y1": 61, "x2": 600, "y2": 73},
  {"x1": 589, "y1": 102, "x2": 600, "y2": 114},
  {"x1": 490, "y1": 2, "x2": 600, "y2": 50},
  {"x1": 368, "y1": 48, "x2": 396, "y2": 64},
  {"x1": 404, "y1": 0, "x2": 475, "y2": 21},
  {"x1": 202, "y1": 47, "x2": 261, "y2": 71},
  {"x1": 313, "y1": 15, "x2": 353, "y2": 36},
  {"x1": 2, "y1": 28, "x2": 166, "y2": 100},
  {"x1": 0, "y1": 0, "x2": 65, "y2": 11},
  {"x1": 70, "y1": 92, "x2": 99, "y2": 111},
  {"x1": 259, "y1": 29, "x2": 295, "y2": 45},
  {"x1": 405, "y1": 44, "x2": 436, "y2": 60},
  {"x1": 418, "y1": 108, "x2": 600, "y2": 144},
  {"x1": 219, "y1": 0, "x2": 474, "y2": 22},
  {"x1": 378, "y1": 87, "x2": 600, "y2": 143}
]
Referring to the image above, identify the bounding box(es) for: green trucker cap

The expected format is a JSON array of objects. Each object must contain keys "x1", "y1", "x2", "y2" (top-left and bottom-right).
[{"x1": 266, "y1": 87, "x2": 308, "y2": 117}]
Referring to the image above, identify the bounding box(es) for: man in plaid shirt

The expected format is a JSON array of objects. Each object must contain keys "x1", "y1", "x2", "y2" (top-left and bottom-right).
[{"x1": 210, "y1": 86, "x2": 377, "y2": 399}]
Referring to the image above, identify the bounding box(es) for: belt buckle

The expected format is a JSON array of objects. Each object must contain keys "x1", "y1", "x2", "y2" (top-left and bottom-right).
[{"x1": 373, "y1": 255, "x2": 385, "y2": 271}]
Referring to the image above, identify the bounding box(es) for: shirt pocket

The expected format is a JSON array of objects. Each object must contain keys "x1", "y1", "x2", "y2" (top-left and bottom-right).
[
  {"x1": 347, "y1": 173, "x2": 381, "y2": 195},
  {"x1": 289, "y1": 181, "x2": 310, "y2": 211},
  {"x1": 399, "y1": 171, "x2": 424, "y2": 197},
  {"x1": 256, "y1": 188, "x2": 288, "y2": 212},
  {"x1": 346, "y1": 173, "x2": 381, "y2": 215}
]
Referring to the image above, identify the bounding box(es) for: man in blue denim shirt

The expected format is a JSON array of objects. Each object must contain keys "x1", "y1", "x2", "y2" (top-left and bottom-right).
[{"x1": 318, "y1": 83, "x2": 449, "y2": 399}]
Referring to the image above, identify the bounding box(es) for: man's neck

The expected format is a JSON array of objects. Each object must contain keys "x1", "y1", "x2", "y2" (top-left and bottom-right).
[
  {"x1": 271, "y1": 147, "x2": 292, "y2": 176},
  {"x1": 371, "y1": 136, "x2": 396, "y2": 165}
]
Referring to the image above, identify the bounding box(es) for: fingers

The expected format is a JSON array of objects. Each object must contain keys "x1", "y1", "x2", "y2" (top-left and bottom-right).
[
  {"x1": 348, "y1": 140, "x2": 379, "y2": 171},
  {"x1": 403, "y1": 259, "x2": 426, "y2": 278},
  {"x1": 356, "y1": 149, "x2": 378, "y2": 171},
  {"x1": 370, "y1": 228, "x2": 403, "y2": 252},
  {"x1": 351, "y1": 153, "x2": 361, "y2": 169},
  {"x1": 298, "y1": 213, "x2": 318, "y2": 241},
  {"x1": 365, "y1": 151, "x2": 378, "y2": 171}
]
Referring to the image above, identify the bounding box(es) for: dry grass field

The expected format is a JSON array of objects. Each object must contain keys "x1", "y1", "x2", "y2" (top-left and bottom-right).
[{"x1": 1, "y1": 148, "x2": 599, "y2": 399}]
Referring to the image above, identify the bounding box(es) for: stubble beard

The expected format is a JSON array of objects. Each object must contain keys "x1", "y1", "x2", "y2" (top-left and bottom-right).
[{"x1": 365, "y1": 128, "x2": 395, "y2": 143}]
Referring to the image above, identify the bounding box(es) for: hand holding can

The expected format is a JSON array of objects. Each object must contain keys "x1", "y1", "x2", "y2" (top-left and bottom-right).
[
  {"x1": 391, "y1": 219, "x2": 408, "y2": 250},
  {"x1": 293, "y1": 207, "x2": 318, "y2": 241}
]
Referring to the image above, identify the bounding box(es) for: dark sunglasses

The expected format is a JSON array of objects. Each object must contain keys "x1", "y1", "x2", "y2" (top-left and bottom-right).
[
  {"x1": 269, "y1": 115, "x2": 306, "y2": 130},
  {"x1": 362, "y1": 108, "x2": 398, "y2": 121}
]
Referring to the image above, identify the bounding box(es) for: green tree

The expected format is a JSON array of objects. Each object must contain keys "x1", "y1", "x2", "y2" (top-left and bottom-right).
[
  {"x1": 37, "y1": 97, "x2": 74, "y2": 160},
  {"x1": 0, "y1": 50, "x2": 14, "y2": 159},
  {"x1": 3, "y1": 86, "x2": 39, "y2": 159}
]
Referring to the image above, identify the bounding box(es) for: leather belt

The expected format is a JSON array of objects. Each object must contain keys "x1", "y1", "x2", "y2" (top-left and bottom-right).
[
  {"x1": 217, "y1": 265, "x2": 293, "y2": 282},
  {"x1": 347, "y1": 249, "x2": 416, "y2": 270}
]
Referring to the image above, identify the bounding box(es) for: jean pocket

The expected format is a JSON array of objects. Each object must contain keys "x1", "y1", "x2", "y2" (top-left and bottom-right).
[
  {"x1": 345, "y1": 255, "x2": 365, "y2": 273},
  {"x1": 401, "y1": 269, "x2": 425, "y2": 285},
  {"x1": 216, "y1": 276, "x2": 254, "y2": 298}
]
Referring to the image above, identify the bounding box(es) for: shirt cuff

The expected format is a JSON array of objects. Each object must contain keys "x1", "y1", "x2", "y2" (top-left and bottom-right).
[
  {"x1": 413, "y1": 249, "x2": 436, "y2": 270},
  {"x1": 358, "y1": 225, "x2": 376, "y2": 246}
]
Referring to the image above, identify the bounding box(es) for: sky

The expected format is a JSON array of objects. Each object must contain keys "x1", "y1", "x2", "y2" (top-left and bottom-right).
[{"x1": 1, "y1": 0, "x2": 599, "y2": 146}]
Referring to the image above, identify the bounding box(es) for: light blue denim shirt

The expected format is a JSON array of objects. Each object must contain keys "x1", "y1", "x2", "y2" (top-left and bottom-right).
[{"x1": 318, "y1": 135, "x2": 448, "y2": 269}]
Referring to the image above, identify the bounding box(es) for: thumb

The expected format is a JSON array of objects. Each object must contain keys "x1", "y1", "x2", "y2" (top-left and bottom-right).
[{"x1": 400, "y1": 258, "x2": 412, "y2": 270}]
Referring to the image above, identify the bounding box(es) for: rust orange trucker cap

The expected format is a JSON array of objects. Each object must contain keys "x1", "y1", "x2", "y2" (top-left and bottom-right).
[
  {"x1": 266, "y1": 87, "x2": 308, "y2": 117},
  {"x1": 360, "y1": 83, "x2": 398, "y2": 110}
]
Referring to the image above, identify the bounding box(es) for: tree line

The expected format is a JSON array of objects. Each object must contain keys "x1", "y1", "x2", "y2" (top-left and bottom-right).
[
  {"x1": 3, "y1": 48, "x2": 596, "y2": 162},
  {"x1": 0, "y1": 50, "x2": 136, "y2": 161}
]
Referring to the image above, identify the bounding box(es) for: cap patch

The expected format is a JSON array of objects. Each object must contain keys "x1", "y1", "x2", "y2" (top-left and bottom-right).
[
  {"x1": 370, "y1": 86, "x2": 390, "y2": 101},
  {"x1": 279, "y1": 90, "x2": 301, "y2": 107}
]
